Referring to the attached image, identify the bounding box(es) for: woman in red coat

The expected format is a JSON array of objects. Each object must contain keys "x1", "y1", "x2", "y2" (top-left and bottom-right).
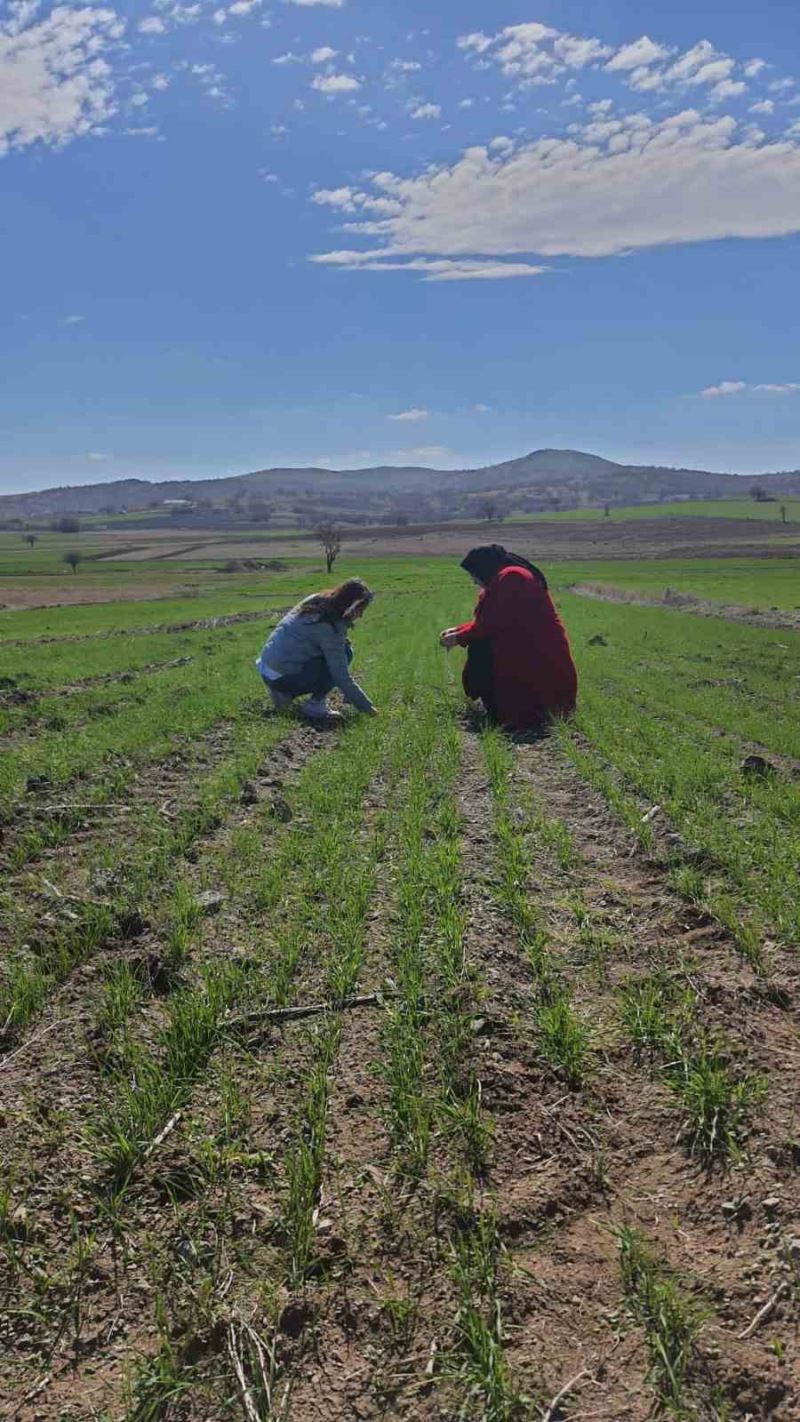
[{"x1": 439, "y1": 545, "x2": 577, "y2": 732}]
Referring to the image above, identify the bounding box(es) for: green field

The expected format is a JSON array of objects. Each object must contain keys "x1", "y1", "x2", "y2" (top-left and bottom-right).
[
  {"x1": 0, "y1": 552, "x2": 798, "y2": 1419},
  {"x1": 550, "y1": 556, "x2": 800, "y2": 610},
  {"x1": 513, "y1": 496, "x2": 800, "y2": 522}
]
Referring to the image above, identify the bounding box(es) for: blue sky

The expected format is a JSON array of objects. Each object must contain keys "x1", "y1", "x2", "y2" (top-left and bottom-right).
[{"x1": 2, "y1": 0, "x2": 799, "y2": 493}]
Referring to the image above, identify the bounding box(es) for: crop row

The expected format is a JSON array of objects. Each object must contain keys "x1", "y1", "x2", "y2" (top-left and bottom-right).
[{"x1": 0, "y1": 710, "x2": 309, "y2": 1043}]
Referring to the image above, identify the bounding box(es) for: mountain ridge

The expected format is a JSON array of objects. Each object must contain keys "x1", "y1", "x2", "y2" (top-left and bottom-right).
[{"x1": 2, "y1": 448, "x2": 799, "y2": 520}]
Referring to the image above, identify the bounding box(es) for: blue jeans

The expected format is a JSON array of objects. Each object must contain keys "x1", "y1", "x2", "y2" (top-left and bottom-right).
[{"x1": 262, "y1": 644, "x2": 352, "y2": 701}]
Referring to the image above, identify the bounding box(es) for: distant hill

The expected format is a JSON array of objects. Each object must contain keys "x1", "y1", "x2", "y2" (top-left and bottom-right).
[{"x1": 2, "y1": 448, "x2": 799, "y2": 523}]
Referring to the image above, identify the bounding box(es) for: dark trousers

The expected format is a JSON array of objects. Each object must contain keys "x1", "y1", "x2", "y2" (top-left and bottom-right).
[
  {"x1": 262, "y1": 642, "x2": 352, "y2": 701},
  {"x1": 263, "y1": 657, "x2": 334, "y2": 700}
]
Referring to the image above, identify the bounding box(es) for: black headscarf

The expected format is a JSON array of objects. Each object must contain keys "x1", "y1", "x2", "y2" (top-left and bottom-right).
[{"x1": 460, "y1": 545, "x2": 548, "y2": 591}]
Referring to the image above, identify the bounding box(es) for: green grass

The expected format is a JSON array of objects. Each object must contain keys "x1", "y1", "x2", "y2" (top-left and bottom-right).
[
  {"x1": 616, "y1": 1225, "x2": 704, "y2": 1414},
  {"x1": 548, "y1": 557, "x2": 800, "y2": 611},
  {"x1": 0, "y1": 550, "x2": 794, "y2": 1417},
  {"x1": 511, "y1": 497, "x2": 800, "y2": 524}
]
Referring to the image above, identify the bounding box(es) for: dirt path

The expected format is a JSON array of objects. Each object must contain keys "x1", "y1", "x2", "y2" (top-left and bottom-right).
[{"x1": 571, "y1": 581, "x2": 800, "y2": 631}]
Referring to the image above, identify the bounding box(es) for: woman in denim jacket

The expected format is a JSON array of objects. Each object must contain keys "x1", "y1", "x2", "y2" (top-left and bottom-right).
[{"x1": 256, "y1": 578, "x2": 376, "y2": 722}]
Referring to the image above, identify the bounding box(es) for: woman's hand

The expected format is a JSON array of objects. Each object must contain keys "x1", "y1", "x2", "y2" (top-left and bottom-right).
[{"x1": 439, "y1": 628, "x2": 460, "y2": 649}]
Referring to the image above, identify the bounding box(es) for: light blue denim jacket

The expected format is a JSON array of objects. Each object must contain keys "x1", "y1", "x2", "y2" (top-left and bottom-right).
[{"x1": 256, "y1": 602, "x2": 374, "y2": 713}]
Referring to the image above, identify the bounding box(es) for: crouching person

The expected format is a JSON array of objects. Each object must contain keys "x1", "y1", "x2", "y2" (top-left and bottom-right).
[{"x1": 256, "y1": 579, "x2": 376, "y2": 722}]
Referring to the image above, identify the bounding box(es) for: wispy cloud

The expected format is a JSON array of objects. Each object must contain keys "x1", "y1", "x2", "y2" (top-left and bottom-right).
[
  {"x1": 387, "y1": 445, "x2": 454, "y2": 464},
  {"x1": 312, "y1": 252, "x2": 548, "y2": 281},
  {"x1": 408, "y1": 101, "x2": 441, "y2": 120},
  {"x1": 700, "y1": 380, "x2": 747, "y2": 397},
  {"x1": 63, "y1": 314, "x2": 85, "y2": 326},
  {"x1": 700, "y1": 380, "x2": 800, "y2": 396},
  {"x1": 388, "y1": 408, "x2": 428, "y2": 422}
]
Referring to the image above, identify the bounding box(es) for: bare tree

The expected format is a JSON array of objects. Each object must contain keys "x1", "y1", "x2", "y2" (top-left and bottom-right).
[
  {"x1": 479, "y1": 497, "x2": 507, "y2": 523},
  {"x1": 63, "y1": 551, "x2": 83, "y2": 575},
  {"x1": 315, "y1": 522, "x2": 342, "y2": 575},
  {"x1": 248, "y1": 500, "x2": 273, "y2": 525},
  {"x1": 22, "y1": 533, "x2": 37, "y2": 548}
]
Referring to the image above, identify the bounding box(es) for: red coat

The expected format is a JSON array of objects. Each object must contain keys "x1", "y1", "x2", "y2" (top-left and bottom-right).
[{"x1": 455, "y1": 566, "x2": 577, "y2": 730}]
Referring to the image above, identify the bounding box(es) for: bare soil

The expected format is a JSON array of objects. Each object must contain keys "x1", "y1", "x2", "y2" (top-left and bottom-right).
[
  {"x1": 134, "y1": 517, "x2": 800, "y2": 564},
  {"x1": 0, "y1": 581, "x2": 197, "y2": 612}
]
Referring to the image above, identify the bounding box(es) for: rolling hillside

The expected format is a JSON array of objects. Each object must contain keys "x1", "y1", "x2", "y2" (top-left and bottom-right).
[{"x1": 2, "y1": 448, "x2": 799, "y2": 522}]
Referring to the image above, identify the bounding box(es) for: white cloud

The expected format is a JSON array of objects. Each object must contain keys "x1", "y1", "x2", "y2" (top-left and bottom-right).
[
  {"x1": 313, "y1": 184, "x2": 359, "y2": 210},
  {"x1": 169, "y1": 5, "x2": 202, "y2": 23},
  {"x1": 0, "y1": 5, "x2": 123, "y2": 156},
  {"x1": 460, "y1": 22, "x2": 612, "y2": 86},
  {"x1": 605, "y1": 36, "x2": 671, "y2": 72},
  {"x1": 711, "y1": 79, "x2": 747, "y2": 101},
  {"x1": 457, "y1": 33, "x2": 493, "y2": 56},
  {"x1": 701, "y1": 380, "x2": 800, "y2": 396},
  {"x1": 311, "y1": 252, "x2": 548, "y2": 281},
  {"x1": 312, "y1": 72, "x2": 359, "y2": 94},
  {"x1": 63, "y1": 313, "x2": 85, "y2": 325},
  {"x1": 87, "y1": 451, "x2": 110, "y2": 461},
  {"x1": 286, "y1": 0, "x2": 343, "y2": 6},
  {"x1": 749, "y1": 99, "x2": 775, "y2": 115},
  {"x1": 553, "y1": 34, "x2": 612, "y2": 69},
  {"x1": 388, "y1": 407, "x2": 428, "y2": 422},
  {"x1": 273, "y1": 51, "x2": 301, "y2": 64},
  {"x1": 311, "y1": 112, "x2": 800, "y2": 273},
  {"x1": 310, "y1": 46, "x2": 338, "y2": 63},
  {"x1": 744, "y1": 59, "x2": 768, "y2": 78},
  {"x1": 389, "y1": 59, "x2": 421, "y2": 73},
  {"x1": 473, "y1": 403, "x2": 492, "y2": 413},
  {"x1": 409, "y1": 101, "x2": 441, "y2": 120},
  {"x1": 701, "y1": 380, "x2": 746, "y2": 397},
  {"x1": 138, "y1": 16, "x2": 166, "y2": 35},
  {"x1": 228, "y1": 0, "x2": 260, "y2": 13}
]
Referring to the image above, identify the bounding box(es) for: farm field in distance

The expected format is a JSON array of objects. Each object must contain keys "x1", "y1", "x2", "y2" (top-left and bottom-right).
[
  {"x1": 0, "y1": 530, "x2": 798, "y2": 1420},
  {"x1": 510, "y1": 496, "x2": 800, "y2": 523}
]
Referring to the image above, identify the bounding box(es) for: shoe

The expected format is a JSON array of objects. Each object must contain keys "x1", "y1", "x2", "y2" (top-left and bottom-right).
[
  {"x1": 267, "y1": 686, "x2": 292, "y2": 711},
  {"x1": 299, "y1": 698, "x2": 343, "y2": 722}
]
